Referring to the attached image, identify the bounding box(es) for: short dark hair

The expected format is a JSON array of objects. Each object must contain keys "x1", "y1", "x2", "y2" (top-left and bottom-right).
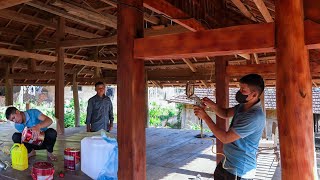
[
  {"x1": 240, "y1": 74, "x2": 265, "y2": 96},
  {"x1": 5, "y1": 106, "x2": 18, "y2": 120},
  {"x1": 95, "y1": 82, "x2": 104, "y2": 87}
]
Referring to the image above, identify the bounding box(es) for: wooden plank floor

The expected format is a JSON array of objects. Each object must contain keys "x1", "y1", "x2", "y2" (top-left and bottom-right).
[{"x1": 0, "y1": 122, "x2": 281, "y2": 180}]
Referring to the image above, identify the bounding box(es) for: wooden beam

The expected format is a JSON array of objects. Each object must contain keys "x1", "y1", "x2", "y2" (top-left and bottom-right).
[
  {"x1": 182, "y1": 58, "x2": 197, "y2": 72},
  {"x1": 0, "y1": 27, "x2": 33, "y2": 38},
  {"x1": 0, "y1": 9, "x2": 102, "y2": 38},
  {"x1": 238, "y1": 53, "x2": 250, "y2": 60},
  {"x1": 51, "y1": 0, "x2": 117, "y2": 29},
  {"x1": 135, "y1": 20, "x2": 320, "y2": 59},
  {"x1": 200, "y1": 80, "x2": 209, "y2": 88},
  {"x1": 7, "y1": 73, "x2": 55, "y2": 80},
  {"x1": 73, "y1": 74, "x2": 80, "y2": 127},
  {"x1": 134, "y1": 23, "x2": 275, "y2": 59},
  {"x1": 2, "y1": 63, "x2": 95, "y2": 75},
  {"x1": 215, "y1": 57, "x2": 229, "y2": 163},
  {"x1": 147, "y1": 69, "x2": 212, "y2": 81},
  {"x1": 276, "y1": 0, "x2": 315, "y2": 179},
  {"x1": 0, "y1": 0, "x2": 31, "y2": 9},
  {"x1": 59, "y1": 36, "x2": 117, "y2": 49},
  {"x1": 150, "y1": 80, "x2": 163, "y2": 88},
  {"x1": 55, "y1": 17, "x2": 65, "y2": 135},
  {"x1": 146, "y1": 61, "x2": 214, "y2": 70},
  {"x1": 253, "y1": 0, "x2": 273, "y2": 22},
  {"x1": 231, "y1": 0, "x2": 257, "y2": 21},
  {"x1": 227, "y1": 63, "x2": 320, "y2": 77},
  {"x1": 75, "y1": 65, "x2": 86, "y2": 75},
  {"x1": 118, "y1": 0, "x2": 146, "y2": 179},
  {"x1": 227, "y1": 64, "x2": 275, "y2": 76},
  {"x1": 305, "y1": 20, "x2": 320, "y2": 49},
  {"x1": 304, "y1": 0, "x2": 320, "y2": 23},
  {"x1": 26, "y1": 0, "x2": 106, "y2": 30},
  {"x1": 143, "y1": 0, "x2": 206, "y2": 32},
  {"x1": 100, "y1": 0, "x2": 160, "y2": 24},
  {"x1": 253, "y1": 53, "x2": 259, "y2": 64},
  {"x1": 0, "y1": 48, "x2": 117, "y2": 69},
  {"x1": 39, "y1": 25, "x2": 188, "y2": 49}
]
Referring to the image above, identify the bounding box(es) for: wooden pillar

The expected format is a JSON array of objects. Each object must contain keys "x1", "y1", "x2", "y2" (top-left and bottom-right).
[
  {"x1": 94, "y1": 47, "x2": 101, "y2": 78},
  {"x1": 260, "y1": 91, "x2": 265, "y2": 112},
  {"x1": 145, "y1": 80, "x2": 149, "y2": 128},
  {"x1": 215, "y1": 57, "x2": 229, "y2": 163},
  {"x1": 55, "y1": 17, "x2": 65, "y2": 135},
  {"x1": 5, "y1": 63, "x2": 13, "y2": 106},
  {"x1": 73, "y1": 74, "x2": 80, "y2": 127},
  {"x1": 26, "y1": 103, "x2": 30, "y2": 110},
  {"x1": 5, "y1": 79, "x2": 13, "y2": 106},
  {"x1": 117, "y1": 0, "x2": 146, "y2": 179},
  {"x1": 260, "y1": 92, "x2": 267, "y2": 138},
  {"x1": 275, "y1": 0, "x2": 315, "y2": 179}
]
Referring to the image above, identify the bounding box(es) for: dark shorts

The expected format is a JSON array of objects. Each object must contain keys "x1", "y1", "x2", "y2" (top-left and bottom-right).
[{"x1": 214, "y1": 162, "x2": 253, "y2": 180}]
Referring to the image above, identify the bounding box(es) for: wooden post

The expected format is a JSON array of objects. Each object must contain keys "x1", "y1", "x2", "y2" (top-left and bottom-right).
[
  {"x1": 26, "y1": 103, "x2": 30, "y2": 110},
  {"x1": 5, "y1": 63, "x2": 13, "y2": 106},
  {"x1": 260, "y1": 91, "x2": 267, "y2": 138},
  {"x1": 94, "y1": 47, "x2": 101, "y2": 78},
  {"x1": 55, "y1": 17, "x2": 65, "y2": 135},
  {"x1": 5, "y1": 79, "x2": 13, "y2": 106},
  {"x1": 73, "y1": 74, "x2": 80, "y2": 127},
  {"x1": 145, "y1": 79, "x2": 149, "y2": 128},
  {"x1": 118, "y1": 0, "x2": 146, "y2": 179},
  {"x1": 215, "y1": 57, "x2": 229, "y2": 163},
  {"x1": 275, "y1": 0, "x2": 315, "y2": 179}
]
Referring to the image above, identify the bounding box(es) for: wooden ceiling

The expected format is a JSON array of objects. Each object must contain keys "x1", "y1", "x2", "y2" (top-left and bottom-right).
[{"x1": 0, "y1": 0, "x2": 319, "y2": 87}]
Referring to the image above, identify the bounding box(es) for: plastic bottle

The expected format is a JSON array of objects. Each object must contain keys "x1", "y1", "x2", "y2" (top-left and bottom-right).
[{"x1": 11, "y1": 143, "x2": 28, "y2": 171}]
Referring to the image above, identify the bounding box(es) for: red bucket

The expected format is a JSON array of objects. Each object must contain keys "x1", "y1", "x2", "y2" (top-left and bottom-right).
[
  {"x1": 64, "y1": 148, "x2": 80, "y2": 171},
  {"x1": 31, "y1": 161, "x2": 54, "y2": 180},
  {"x1": 22, "y1": 127, "x2": 45, "y2": 146}
]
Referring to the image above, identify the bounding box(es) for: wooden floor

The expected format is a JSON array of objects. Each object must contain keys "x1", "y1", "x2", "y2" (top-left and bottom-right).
[{"x1": 0, "y1": 122, "x2": 281, "y2": 180}]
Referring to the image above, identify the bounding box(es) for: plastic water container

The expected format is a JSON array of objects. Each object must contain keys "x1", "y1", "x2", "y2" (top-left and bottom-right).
[
  {"x1": 81, "y1": 136, "x2": 115, "y2": 179},
  {"x1": 11, "y1": 143, "x2": 28, "y2": 171}
]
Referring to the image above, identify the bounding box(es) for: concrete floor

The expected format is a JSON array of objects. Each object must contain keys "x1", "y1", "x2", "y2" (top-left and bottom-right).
[{"x1": 0, "y1": 122, "x2": 281, "y2": 180}]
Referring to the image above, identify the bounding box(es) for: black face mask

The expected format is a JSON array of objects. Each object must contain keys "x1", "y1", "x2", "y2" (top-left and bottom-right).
[{"x1": 236, "y1": 90, "x2": 249, "y2": 104}]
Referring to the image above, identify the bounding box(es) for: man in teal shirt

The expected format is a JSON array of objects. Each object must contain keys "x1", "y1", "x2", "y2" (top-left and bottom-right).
[
  {"x1": 194, "y1": 74, "x2": 265, "y2": 179},
  {"x1": 5, "y1": 107, "x2": 57, "y2": 161}
]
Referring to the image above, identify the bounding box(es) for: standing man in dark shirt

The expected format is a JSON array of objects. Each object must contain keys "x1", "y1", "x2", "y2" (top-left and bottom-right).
[{"x1": 86, "y1": 82, "x2": 114, "y2": 132}]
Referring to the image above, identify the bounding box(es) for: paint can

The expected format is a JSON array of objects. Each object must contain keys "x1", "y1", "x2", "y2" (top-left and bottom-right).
[
  {"x1": 64, "y1": 148, "x2": 80, "y2": 171},
  {"x1": 22, "y1": 127, "x2": 45, "y2": 146},
  {"x1": 31, "y1": 161, "x2": 54, "y2": 180}
]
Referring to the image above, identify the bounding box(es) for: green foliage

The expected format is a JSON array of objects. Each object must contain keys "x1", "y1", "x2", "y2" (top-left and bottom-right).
[
  {"x1": 188, "y1": 122, "x2": 211, "y2": 133},
  {"x1": 0, "y1": 107, "x2": 6, "y2": 121},
  {"x1": 149, "y1": 102, "x2": 182, "y2": 128},
  {"x1": 64, "y1": 99, "x2": 87, "y2": 128}
]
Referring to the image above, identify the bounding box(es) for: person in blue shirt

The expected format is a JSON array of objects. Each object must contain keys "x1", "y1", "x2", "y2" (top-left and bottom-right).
[
  {"x1": 5, "y1": 107, "x2": 57, "y2": 161},
  {"x1": 194, "y1": 74, "x2": 265, "y2": 180}
]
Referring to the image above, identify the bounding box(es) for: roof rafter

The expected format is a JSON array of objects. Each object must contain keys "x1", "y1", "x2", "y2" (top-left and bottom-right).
[
  {"x1": 0, "y1": 0, "x2": 31, "y2": 10},
  {"x1": 0, "y1": 48, "x2": 116, "y2": 69},
  {"x1": 0, "y1": 9, "x2": 102, "y2": 38}
]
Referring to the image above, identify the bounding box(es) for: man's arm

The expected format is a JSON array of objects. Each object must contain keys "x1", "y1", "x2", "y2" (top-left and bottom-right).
[
  {"x1": 202, "y1": 97, "x2": 235, "y2": 119},
  {"x1": 107, "y1": 100, "x2": 114, "y2": 131},
  {"x1": 31, "y1": 112, "x2": 53, "y2": 139},
  {"x1": 194, "y1": 106, "x2": 240, "y2": 144},
  {"x1": 86, "y1": 99, "x2": 93, "y2": 132},
  {"x1": 37, "y1": 113, "x2": 53, "y2": 128}
]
